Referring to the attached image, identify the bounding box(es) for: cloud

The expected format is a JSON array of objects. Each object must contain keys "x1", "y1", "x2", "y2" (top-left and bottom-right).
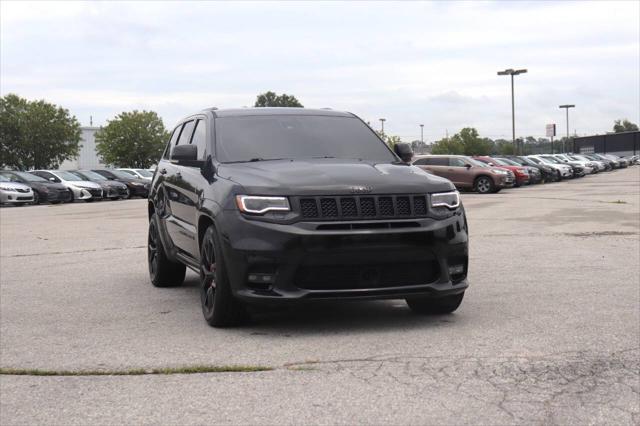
[{"x1": 1, "y1": 1, "x2": 638, "y2": 140}]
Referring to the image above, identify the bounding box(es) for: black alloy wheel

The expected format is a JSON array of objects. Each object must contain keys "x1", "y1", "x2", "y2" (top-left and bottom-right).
[{"x1": 148, "y1": 213, "x2": 185, "y2": 287}]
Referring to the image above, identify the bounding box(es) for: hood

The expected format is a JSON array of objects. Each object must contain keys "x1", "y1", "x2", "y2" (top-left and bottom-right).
[
  {"x1": 0, "y1": 181, "x2": 32, "y2": 191},
  {"x1": 102, "y1": 180, "x2": 128, "y2": 188},
  {"x1": 29, "y1": 181, "x2": 68, "y2": 192},
  {"x1": 493, "y1": 165, "x2": 524, "y2": 173},
  {"x1": 218, "y1": 159, "x2": 455, "y2": 195},
  {"x1": 70, "y1": 181, "x2": 102, "y2": 189},
  {"x1": 118, "y1": 176, "x2": 148, "y2": 185}
]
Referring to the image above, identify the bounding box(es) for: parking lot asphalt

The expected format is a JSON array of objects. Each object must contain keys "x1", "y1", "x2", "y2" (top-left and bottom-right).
[{"x1": 1, "y1": 167, "x2": 639, "y2": 425}]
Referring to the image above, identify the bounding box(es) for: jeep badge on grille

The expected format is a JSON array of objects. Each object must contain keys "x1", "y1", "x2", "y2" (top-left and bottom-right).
[{"x1": 349, "y1": 186, "x2": 372, "y2": 194}]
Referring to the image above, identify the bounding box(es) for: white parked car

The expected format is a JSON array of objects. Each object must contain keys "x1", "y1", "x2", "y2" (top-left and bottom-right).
[
  {"x1": 551, "y1": 154, "x2": 596, "y2": 174},
  {"x1": 0, "y1": 174, "x2": 34, "y2": 206},
  {"x1": 572, "y1": 154, "x2": 608, "y2": 172},
  {"x1": 117, "y1": 168, "x2": 153, "y2": 181},
  {"x1": 31, "y1": 170, "x2": 103, "y2": 202},
  {"x1": 527, "y1": 155, "x2": 573, "y2": 179}
]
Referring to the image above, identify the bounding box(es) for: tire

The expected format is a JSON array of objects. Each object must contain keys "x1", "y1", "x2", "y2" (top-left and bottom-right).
[
  {"x1": 148, "y1": 213, "x2": 186, "y2": 287},
  {"x1": 406, "y1": 292, "x2": 465, "y2": 315},
  {"x1": 33, "y1": 191, "x2": 40, "y2": 205},
  {"x1": 199, "y1": 225, "x2": 247, "y2": 327},
  {"x1": 15, "y1": 203, "x2": 26, "y2": 206},
  {"x1": 84, "y1": 198, "x2": 95, "y2": 203},
  {"x1": 556, "y1": 170, "x2": 562, "y2": 181},
  {"x1": 474, "y1": 176, "x2": 495, "y2": 194}
]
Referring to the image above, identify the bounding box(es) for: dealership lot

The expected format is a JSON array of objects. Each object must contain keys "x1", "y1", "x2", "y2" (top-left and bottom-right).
[{"x1": 1, "y1": 167, "x2": 638, "y2": 424}]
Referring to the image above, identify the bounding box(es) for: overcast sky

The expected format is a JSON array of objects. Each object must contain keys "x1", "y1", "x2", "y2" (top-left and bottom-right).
[{"x1": 1, "y1": 1, "x2": 639, "y2": 141}]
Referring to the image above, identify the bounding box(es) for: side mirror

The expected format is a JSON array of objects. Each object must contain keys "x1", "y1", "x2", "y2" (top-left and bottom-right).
[
  {"x1": 393, "y1": 143, "x2": 413, "y2": 163},
  {"x1": 171, "y1": 144, "x2": 204, "y2": 167},
  {"x1": 465, "y1": 164, "x2": 472, "y2": 169}
]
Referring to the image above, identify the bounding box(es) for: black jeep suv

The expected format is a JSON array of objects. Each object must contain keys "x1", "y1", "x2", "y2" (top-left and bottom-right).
[{"x1": 148, "y1": 108, "x2": 469, "y2": 327}]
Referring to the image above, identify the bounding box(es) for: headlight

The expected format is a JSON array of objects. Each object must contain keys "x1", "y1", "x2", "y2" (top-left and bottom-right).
[
  {"x1": 0, "y1": 186, "x2": 16, "y2": 191},
  {"x1": 131, "y1": 182, "x2": 144, "y2": 186},
  {"x1": 236, "y1": 195, "x2": 290, "y2": 214},
  {"x1": 430, "y1": 191, "x2": 460, "y2": 210},
  {"x1": 492, "y1": 169, "x2": 508, "y2": 175}
]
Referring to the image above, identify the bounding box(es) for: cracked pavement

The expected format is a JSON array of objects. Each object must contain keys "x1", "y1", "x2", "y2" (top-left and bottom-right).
[{"x1": 1, "y1": 167, "x2": 639, "y2": 424}]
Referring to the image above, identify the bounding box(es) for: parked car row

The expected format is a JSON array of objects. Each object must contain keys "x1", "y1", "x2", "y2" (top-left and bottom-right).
[
  {"x1": 411, "y1": 153, "x2": 638, "y2": 194},
  {"x1": 0, "y1": 168, "x2": 152, "y2": 206}
]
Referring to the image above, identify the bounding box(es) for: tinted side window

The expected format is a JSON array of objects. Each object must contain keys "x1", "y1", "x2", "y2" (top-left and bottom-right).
[
  {"x1": 177, "y1": 120, "x2": 195, "y2": 146},
  {"x1": 413, "y1": 158, "x2": 428, "y2": 165},
  {"x1": 163, "y1": 125, "x2": 183, "y2": 159},
  {"x1": 450, "y1": 158, "x2": 466, "y2": 167},
  {"x1": 425, "y1": 157, "x2": 448, "y2": 166},
  {"x1": 190, "y1": 120, "x2": 207, "y2": 160}
]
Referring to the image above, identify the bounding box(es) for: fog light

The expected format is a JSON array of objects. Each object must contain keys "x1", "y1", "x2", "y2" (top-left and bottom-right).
[
  {"x1": 448, "y1": 264, "x2": 465, "y2": 275},
  {"x1": 248, "y1": 273, "x2": 274, "y2": 284}
]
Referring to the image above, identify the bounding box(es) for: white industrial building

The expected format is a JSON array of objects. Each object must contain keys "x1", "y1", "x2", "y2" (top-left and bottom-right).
[{"x1": 59, "y1": 126, "x2": 106, "y2": 170}]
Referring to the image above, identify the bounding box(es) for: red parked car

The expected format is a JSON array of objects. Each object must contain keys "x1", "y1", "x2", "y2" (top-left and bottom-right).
[{"x1": 473, "y1": 156, "x2": 530, "y2": 187}]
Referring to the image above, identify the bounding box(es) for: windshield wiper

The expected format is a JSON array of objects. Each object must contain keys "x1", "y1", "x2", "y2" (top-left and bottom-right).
[{"x1": 225, "y1": 157, "x2": 292, "y2": 164}]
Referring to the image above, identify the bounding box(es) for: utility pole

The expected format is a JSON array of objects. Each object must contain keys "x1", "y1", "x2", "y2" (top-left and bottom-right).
[
  {"x1": 497, "y1": 68, "x2": 527, "y2": 155},
  {"x1": 379, "y1": 118, "x2": 386, "y2": 134},
  {"x1": 559, "y1": 105, "x2": 575, "y2": 153},
  {"x1": 419, "y1": 124, "x2": 424, "y2": 143}
]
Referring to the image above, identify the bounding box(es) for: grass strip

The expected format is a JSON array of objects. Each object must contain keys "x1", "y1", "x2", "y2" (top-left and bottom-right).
[{"x1": 0, "y1": 365, "x2": 272, "y2": 377}]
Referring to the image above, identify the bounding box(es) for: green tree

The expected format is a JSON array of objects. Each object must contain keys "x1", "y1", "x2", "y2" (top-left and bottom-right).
[
  {"x1": 431, "y1": 127, "x2": 493, "y2": 155},
  {"x1": 374, "y1": 130, "x2": 402, "y2": 149},
  {"x1": 95, "y1": 110, "x2": 168, "y2": 168},
  {"x1": 494, "y1": 139, "x2": 516, "y2": 155},
  {"x1": 613, "y1": 119, "x2": 639, "y2": 133},
  {"x1": 0, "y1": 94, "x2": 81, "y2": 170},
  {"x1": 254, "y1": 91, "x2": 304, "y2": 107},
  {"x1": 431, "y1": 137, "x2": 464, "y2": 155}
]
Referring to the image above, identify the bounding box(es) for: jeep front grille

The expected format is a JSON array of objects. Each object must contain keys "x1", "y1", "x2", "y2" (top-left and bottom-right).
[{"x1": 295, "y1": 195, "x2": 429, "y2": 220}]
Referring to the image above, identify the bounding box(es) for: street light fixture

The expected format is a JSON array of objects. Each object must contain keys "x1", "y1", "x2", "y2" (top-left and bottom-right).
[
  {"x1": 419, "y1": 124, "x2": 424, "y2": 143},
  {"x1": 379, "y1": 118, "x2": 386, "y2": 134},
  {"x1": 497, "y1": 68, "x2": 527, "y2": 154},
  {"x1": 559, "y1": 105, "x2": 575, "y2": 153}
]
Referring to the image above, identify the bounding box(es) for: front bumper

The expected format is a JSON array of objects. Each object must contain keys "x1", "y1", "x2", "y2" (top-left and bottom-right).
[
  {"x1": 0, "y1": 190, "x2": 34, "y2": 203},
  {"x1": 218, "y1": 209, "x2": 469, "y2": 306},
  {"x1": 128, "y1": 184, "x2": 149, "y2": 197}
]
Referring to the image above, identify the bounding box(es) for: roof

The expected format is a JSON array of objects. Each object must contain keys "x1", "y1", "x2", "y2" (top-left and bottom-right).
[{"x1": 202, "y1": 107, "x2": 354, "y2": 118}]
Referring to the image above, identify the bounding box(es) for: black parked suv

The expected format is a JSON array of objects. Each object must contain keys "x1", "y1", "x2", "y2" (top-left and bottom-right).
[{"x1": 148, "y1": 108, "x2": 469, "y2": 327}]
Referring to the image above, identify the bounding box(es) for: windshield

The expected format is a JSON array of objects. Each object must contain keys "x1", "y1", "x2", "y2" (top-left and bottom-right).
[
  {"x1": 467, "y1": 158, "x2": 489, "y2": 168},
  {"x1": 215, "y1": 115, "x2": 395, "y2": 163},
  {"x1": 134, "y1": 169, "x2": 153, "y2": 177},
  {"x1": 56, "y1": 171, "x2": 83, "y2": 181},
  {"x1": 541, "y1": 156, "x2": 561, "y2": 164},
  {"x1": 491, "y1": 158, "x2": 511, "y2": 166},
  {"x1": 77, "y1": 171, "x2": 106, "y2": 181},
  {"x1": 496, "y1": 158, "x2": 520, "y2": 166},
  {"x1": 118, "y1": 170, "x2": 137, "y2": 177},
  {"x1": 9, "y1": 171, "x2": 48, "y2": 182},
  {"x1": 0, "y1": 175, "x2": 9, "y2": 182},
  {"x1": 110, "y1": 170, "x2": 136, "y2": 179}
]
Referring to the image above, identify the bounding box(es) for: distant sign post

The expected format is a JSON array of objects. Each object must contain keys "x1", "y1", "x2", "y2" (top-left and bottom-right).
[{"x1": 546, "y1": 124, "x2": 556, "y2": 153}]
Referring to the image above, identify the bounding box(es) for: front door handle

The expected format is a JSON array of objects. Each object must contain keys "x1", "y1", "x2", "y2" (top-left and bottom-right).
[{"x1": 159, "y1": 168, "x2": 167, "y2": 175}]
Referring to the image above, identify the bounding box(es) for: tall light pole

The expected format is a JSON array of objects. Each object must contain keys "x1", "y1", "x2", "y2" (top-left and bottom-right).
[
  {"x1": 419, "y1": 124, "x2": 424, "y2": 143},
  {"x1": 497, "y1": 68, "x2": 527, "y2": 154},
  {"x1": 559, "y1": 105, "x2": 575, "y2": 153},
  {"x1": 379, "y1": 118, "x2": 386, "y2": 134}
]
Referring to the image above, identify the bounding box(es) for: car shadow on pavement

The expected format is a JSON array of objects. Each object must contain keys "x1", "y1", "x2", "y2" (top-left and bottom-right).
[{"x1": 181, "y1": 274, "x2": 468, "y2": 334}]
